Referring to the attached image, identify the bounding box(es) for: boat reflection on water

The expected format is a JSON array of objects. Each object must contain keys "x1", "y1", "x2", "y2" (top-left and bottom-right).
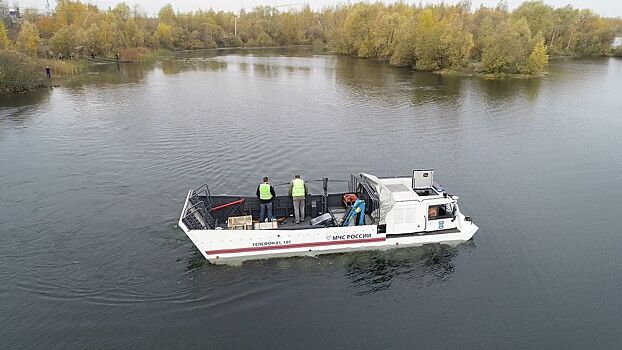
[
  {"x1": 343, "y1": 243, "x2": 475, "y2": 295},
  {"x1": 182, "y1": 241, "x2": 476, "y2": 296},
  {"x1": 182, "y1": 247, "x2": 210, "y2": 272}
]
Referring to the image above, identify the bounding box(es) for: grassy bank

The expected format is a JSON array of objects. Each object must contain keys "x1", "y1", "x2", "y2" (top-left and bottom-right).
[
  {"x1": 434, "y1": 66, "x2": 547, "y2": 79},
  {"x1": 0, "y1": 46, "x2": 177, "y2": 95},
  {"x1": 113, "y1": 47, "x2": 172, "y2": 63},
  {"x1": 1, "y1": 50, "x2": 47, "y2": 94},
  {"x1": 0, "y1": 49, "x2": 87, "y2": 94}
]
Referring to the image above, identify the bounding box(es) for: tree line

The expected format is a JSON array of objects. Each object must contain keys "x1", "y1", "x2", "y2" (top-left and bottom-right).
[{"x1": 1, "y1": 0, "x2": 621, "y2": 75}]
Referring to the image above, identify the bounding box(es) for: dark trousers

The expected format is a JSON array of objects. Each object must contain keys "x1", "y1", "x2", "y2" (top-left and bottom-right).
[{"x1": 260, "y1": 202, "x2": 274, "y2": 222}]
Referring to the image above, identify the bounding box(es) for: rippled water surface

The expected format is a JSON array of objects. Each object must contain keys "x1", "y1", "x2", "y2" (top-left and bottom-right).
[{"x1": 2, "y1": 50, "x2": 622, "y2": 349}]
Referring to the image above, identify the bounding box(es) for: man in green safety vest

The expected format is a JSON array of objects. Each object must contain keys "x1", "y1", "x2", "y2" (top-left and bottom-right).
[
  {"x1": 256, "y1": 176, "x2": 276, "y2": 222},
  {"x1": 288, "y1": 174, "x2": 308, "y2": 224}
]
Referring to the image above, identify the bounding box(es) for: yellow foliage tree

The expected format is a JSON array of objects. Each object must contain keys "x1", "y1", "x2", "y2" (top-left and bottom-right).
[
  {"x1": 158, "y1": 4, "x2": 176, "y2": 26},
  {"x1": 481, "y1": 18, "x2": 533, "y2": 74},
  {"x1": 440, "y1": 13, "x2": 474, "y2": 69},
  {"x1": 413, "y1": 9, "x2": 443, "y2": 71},
  {"x1": 524, "y1": 35, "x2": 549, "y2": 74},
  {"x1": 0, "y1": 22, "x2": 11, "y2": 49},
  {"x1": 16, "y1": 21, "x2": 41, "y2": 57},
  {"x1": 156, "y1": 23, "x2": 174, "y2": 49},
  {"x1": 6, "y1": 0, "x2": 619, "y2": 76}
]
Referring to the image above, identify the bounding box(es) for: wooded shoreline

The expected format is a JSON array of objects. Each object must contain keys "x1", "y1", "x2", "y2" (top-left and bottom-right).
[{"x1": 1, "y1": 0, "x2": 621, "y2": 94}]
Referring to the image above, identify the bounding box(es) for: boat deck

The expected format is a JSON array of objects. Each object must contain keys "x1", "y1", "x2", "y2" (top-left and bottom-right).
[
  {"x1": 213, "y1": 206, "x2": 374, "y2": 231},
  {"x1": 182, "y1": 176, "x2": 382, "y2": 232}
]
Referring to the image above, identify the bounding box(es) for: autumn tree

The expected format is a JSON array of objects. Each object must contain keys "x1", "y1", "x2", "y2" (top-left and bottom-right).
[
  {"x1": 481, "y1": 18, "x2": 533, "y2": 74},
  {"x1": 574, "y1": 11, "x2": 615, "y2": 55},
  {"x1": 342, "y1": 3, "x2": 378, "y2": 57},
  {"x1": 6, "y1": 0, "x2": 619, "y2": 74},
  {"x1": 440, "y1": 12, "x2": 474, "y2": 68},
  {"x1": 0, "y1": 21, "x2": 10, "y2": 48},
  {"x1": 524, "y1": 35, "x2": 549, "y2": 74},
  {"x1": 158, "y1": 4, "x2": 176, "y2": 26},
  {"x1": 512, "y1": 1, "x2": 554, "y2": 39},
  {"x1": 51, "y1": 25, "x2": 76, "y2": 55},
  {"x1": 16, "y1": 21, "x2": 40, "y2": 57},
  {"x1": 390, "y1": 15, "x2": 418, "y2": 66},
  {"x1": 413, "y1": 9, "x2": 443, "y2": 71},
  {"x1": 156, "y1": 23, "x2": 174, "y2": 48},
  {"x1": 54, "y1": 0, "x2": 90, "y2": 28}
]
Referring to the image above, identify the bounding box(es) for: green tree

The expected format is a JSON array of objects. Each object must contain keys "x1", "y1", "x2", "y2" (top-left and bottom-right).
[
  {"x1": 574, "y1": 11, "x2": 615, "y2": 55},
  {"x1": 512, "y1": 1, "x2": 554, "y2": 39},
  {"x1": 390, "y1": 15, "x2": 419, "y2": 66},
  {"x1": 413, "y1": 9, "x2": 443, "y2": 71},
  {"x1": 548, "y1": 6, "x2": 579, "y2": 55},
  {"x1": 440, "y1": 12, "x2": 474, "y2": 68},
  {"x1": 54, "y1": 0, "x2": 90, "y2": 28},
  {"x1": 158, "y1": 4, "x2": 176, "y2": 25},
  {"x1": 51, "y1": 25, "x2": 76, "y2": 55},
  {"x1": 481, "y1": 18, "x2": 533, "y2": 74},
  {"x1": 0, "y1": 49, "x2": 40, "y2": 94},
  {"x1": 342, "y1": 4, "x2": 377, "y2": 57},
  {"x1": 256, "y1": 31, "x2": 274, "y2": 46}
]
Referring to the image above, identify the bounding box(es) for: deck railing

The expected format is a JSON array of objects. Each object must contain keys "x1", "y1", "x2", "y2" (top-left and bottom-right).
[
  {"x1": 182, "y1": 185, "x2": 217, "y2": 230},
  {"x1": 350, "y1": 174, "x2": 381, "y2": 222}
]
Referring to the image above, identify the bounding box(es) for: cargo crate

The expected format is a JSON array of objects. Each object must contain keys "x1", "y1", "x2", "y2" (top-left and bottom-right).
[
  {"x1": 254, "y1": 221, "x2": 278, "y2": 230},
  {"x1": 227, "y1": 215, "x2": 253, "y2": 229}
]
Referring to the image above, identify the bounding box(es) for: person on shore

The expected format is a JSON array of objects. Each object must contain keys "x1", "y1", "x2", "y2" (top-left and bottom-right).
[
  {"x1": 45, "y1": 66, "x2": 51, "y2": 79},
  {"x1": 115, "y1": 52, "x2": 120, "y2": 61},
  {"x1": 256, "y1": 176, "x2": 276, "y2": 222},
  {"x1": 288, "y1": 174, "x2": 308, "y2": 224}
]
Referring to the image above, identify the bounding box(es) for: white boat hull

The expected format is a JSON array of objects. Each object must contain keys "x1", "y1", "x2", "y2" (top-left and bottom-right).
[{"x1": 179, "y1": 214, "x2": 478, "y2": 265}]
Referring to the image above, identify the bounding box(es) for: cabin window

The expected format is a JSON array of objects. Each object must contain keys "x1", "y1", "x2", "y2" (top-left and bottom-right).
[
  {"x1": 428, "y1": 204, "x2": 454, "y2": 220},
  {"x1": 414, "y1": 188, "x2": 438, "y2": 196}
]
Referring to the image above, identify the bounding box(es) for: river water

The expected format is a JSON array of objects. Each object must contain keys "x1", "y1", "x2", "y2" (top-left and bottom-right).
[{"x1": 1, "y1": 49, "x2": 621, "y2": 348}]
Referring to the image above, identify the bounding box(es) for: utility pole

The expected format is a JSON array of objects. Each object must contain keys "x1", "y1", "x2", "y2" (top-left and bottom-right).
[{"x1": 234, "y1": 14, "x2": 237, "y2": 36}]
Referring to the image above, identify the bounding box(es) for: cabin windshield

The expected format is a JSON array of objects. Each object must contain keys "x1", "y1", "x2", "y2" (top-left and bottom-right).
[{"x1": 428, "y1": 203, "x2": 454, "y2": 220}]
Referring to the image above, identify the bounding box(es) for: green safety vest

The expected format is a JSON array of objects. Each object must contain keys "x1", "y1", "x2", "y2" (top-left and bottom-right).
[
  {"x1": 259, "y1": 183, "x2": 273, "y2": 200},
  {"x1": 292, "y1": 178, "x2": 305, "y2": 197}
]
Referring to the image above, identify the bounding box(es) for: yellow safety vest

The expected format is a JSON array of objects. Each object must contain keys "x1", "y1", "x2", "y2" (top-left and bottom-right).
[
  {"x1": 292, "y1": 178, "x2": 305, "y2": 197},
  {"x1": 259, "y1": 183, "x2": 273, "y2": 200}
]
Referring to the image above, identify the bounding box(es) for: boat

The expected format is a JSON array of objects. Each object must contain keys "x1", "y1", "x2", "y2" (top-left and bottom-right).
[
  {"x1": 178, "y1": 170, "x2": 478, "y2": 264},
  {"x1": 85, "y1": 57, "x2": 133, "y2": 64}
]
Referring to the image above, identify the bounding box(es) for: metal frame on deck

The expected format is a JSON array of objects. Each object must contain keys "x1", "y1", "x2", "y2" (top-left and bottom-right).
[
  {"x1": 182, "y1": 175, "x2": 382, "y2": 231},
  {"x1": 349, "y1": 174, "x2": 381, "y2": 222}
]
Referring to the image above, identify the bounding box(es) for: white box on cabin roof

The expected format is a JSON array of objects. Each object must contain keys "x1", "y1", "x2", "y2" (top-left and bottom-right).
[{"x1": 413, "y1": 169, "x2": 434, "y2": 189}]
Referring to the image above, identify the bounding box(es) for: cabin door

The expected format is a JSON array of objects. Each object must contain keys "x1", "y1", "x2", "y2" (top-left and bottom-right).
[
  {"x1": 392, "y1": 205, "x2": 418, "y2": 234},
  {"x1": 425, "y1": 203, "x2": 455, "y2": 232}
]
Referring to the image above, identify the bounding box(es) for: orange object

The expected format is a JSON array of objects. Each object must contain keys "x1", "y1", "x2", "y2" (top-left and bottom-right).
[
  {"x1": 428, "y1": 206, "x2": 438, "y2": 218},
  {"x1": 343, "y1": 193, "x2": 358, "y2": 207}
]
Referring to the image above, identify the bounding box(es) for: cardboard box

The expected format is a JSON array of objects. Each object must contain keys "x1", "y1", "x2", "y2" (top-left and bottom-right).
[
  {"x1": 227, "y1": 215, "x2": 253, "y2": 229},
  {"x1": 254, "y1": 221, "x2": 278, "y2": 230}
]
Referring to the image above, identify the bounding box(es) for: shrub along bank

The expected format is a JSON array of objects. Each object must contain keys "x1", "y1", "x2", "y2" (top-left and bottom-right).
[{"x1": 0, "y1": 49, "x2": 86, "y2": 94}]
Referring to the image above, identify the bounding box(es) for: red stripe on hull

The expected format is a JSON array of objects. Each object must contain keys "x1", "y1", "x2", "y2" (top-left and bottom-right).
[{"x1": 206, "y1": 237, "x2": 386, "y2": 256}]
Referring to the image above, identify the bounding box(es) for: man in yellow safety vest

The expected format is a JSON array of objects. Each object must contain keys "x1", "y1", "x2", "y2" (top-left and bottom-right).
[
  {"x1": 288, "y1": 174, "x2": 308, "y2": 224},
  {"x1": 256, "y1": 176, "x2": 276, "y2": 222}
]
